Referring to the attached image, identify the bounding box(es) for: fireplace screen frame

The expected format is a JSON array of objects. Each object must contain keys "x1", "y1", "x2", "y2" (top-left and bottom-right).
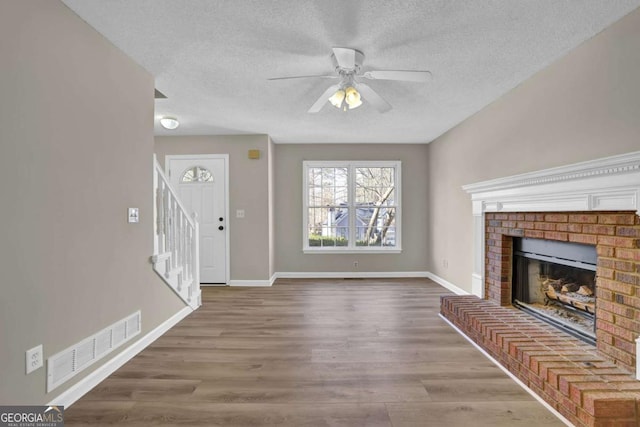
[{"x1": 512, "y1": 237, "x2": 597, "y2": 345}]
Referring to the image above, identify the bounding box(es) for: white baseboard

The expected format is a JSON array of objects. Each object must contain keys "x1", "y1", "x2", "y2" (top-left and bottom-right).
[
  {"x1": 47, "y1": 305, "x2": 193, "y2": 408},
  {"x1": 274, "y1": 271, "x2": 430, "y2": 279},
  {"x1": 221, "y1": 273, "x2": 465, "y2": 292},
  {"x1": 228, "y1": 279, "x2": 272, "y2": 287},
  {"x1": 425, "y1": 272, "x2": 470, "y2": 295},
  {"x1": 438, "y1": 314, "x2": 573, "y2": 427}
]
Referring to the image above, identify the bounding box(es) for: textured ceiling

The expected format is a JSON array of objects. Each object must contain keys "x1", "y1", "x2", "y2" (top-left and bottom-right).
[{"x1": 62, "y1": 0, "x2": 640, "y2": 143}]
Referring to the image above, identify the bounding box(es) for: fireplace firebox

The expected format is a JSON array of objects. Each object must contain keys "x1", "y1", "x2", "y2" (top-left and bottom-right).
[{"x1": 512, "y1": 237, "x2": 597, "y2": 345}]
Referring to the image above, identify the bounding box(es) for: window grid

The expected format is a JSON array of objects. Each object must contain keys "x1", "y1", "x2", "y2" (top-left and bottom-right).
[
  {"x1": 304, "y1": 161, "x2": 401, "y2": 252},
  {"x1": 181, "y1": 166, "x2": 214, "y2": 183}
]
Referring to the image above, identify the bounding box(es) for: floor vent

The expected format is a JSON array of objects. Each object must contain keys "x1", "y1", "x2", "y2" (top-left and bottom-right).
[{"x1": 47, "y1": 310, "x2": 141, "y2": 392}]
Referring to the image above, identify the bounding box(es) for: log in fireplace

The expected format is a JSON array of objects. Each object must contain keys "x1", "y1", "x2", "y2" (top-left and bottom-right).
[{"x1": 512, "y1": 237, "x2": 597, "y2": 345}]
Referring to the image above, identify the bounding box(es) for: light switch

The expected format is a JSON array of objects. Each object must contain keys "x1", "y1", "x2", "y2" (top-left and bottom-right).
[
  {"x1": 236, "y1": 209, "x2": 245, "y2": 218},
  {"x1": 128, "y1": 208, "x2": 139, "y2": 223}
]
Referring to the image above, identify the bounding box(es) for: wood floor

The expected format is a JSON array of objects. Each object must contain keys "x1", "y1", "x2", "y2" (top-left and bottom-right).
[{"x1": 65, "y1": 278, "x2": 565, "y2": 426}]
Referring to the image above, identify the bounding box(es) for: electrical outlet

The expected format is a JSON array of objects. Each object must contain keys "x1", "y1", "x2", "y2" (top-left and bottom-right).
[
  {"x1": 442, "y1": 259, "x2": 449, "y2": 268},
  {"x1": 353, "y1": 261, "x2": 359, "y2": 268},
  {"x1": 26, "y1": 345, "x2": 43, "y2": 374}
]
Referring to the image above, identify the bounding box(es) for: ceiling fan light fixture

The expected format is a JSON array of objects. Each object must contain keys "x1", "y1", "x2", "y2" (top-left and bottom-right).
[
  {"x1": 159, "y1": 116, "x2": 180, "y2": 130},
  {"x1": 344, "y1": 86, "x2": 362, "y2": 109},
  {"x1": 276, "y1": 47, "x2": 427, "y2": 113},
  {"x1": 349, "y1": 99, "x2": 363, "y2": 109},
  {"x1": 329, "y1": 89, "x2": 345, "y2": 108}
]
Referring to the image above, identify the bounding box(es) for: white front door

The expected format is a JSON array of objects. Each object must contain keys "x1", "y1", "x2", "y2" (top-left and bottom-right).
[{"x1": 167, "y1": 155, "x2": 228, "y2": 284}]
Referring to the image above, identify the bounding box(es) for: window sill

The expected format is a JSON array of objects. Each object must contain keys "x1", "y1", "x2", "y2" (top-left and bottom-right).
[{"x1": 303, "y1": 248, "x2": 402, "y2": 254}]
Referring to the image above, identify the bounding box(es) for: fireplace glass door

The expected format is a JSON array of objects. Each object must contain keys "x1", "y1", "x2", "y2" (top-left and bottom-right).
[{"x1": 512, "y1": 238, "x2": 597, "y2": 345}]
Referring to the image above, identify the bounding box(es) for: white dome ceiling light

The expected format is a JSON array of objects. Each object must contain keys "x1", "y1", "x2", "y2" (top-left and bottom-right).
[{"x1": 159, "y1": 116, "x2": 180, "y2": 130}]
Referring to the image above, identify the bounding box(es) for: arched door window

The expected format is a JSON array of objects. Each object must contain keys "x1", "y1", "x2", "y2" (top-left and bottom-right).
[{"x1": 181, "y1": 166, "x2": 214, "y2": 183}]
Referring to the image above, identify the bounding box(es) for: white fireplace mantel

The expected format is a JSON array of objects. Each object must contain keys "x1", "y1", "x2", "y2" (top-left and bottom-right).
[{"x1": 462, "y1": 150, "x2": 640, "y2": 297}]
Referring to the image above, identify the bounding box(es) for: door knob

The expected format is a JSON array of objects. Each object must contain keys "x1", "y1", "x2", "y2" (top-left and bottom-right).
[
  {"x1": 219, "y1": 217, "x2": 224, "y2": 221},
  {"x1": 218, "y1": 226, "x2": 224, "y2": 231}
]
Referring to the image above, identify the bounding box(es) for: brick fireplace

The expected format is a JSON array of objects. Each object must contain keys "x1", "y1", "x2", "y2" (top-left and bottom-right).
[
  {"x1": 441, "y1": 151, "x2": 640, "y2": 426},
  {"x1": 485, "y1": 210, "x2": 640, "y2": 370}
]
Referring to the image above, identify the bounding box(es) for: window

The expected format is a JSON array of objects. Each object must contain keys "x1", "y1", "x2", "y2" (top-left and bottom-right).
[
  {"x1": 303, "y1": 161, "x2": 401, "y2": 253},
  {"x1": 181, "y1": 166, "x2": 214, "y2": 183}
]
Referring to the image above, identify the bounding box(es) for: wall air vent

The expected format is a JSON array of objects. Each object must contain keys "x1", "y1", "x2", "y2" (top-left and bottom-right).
[{"x1": 47, "y1": 310, "x2": 141, "y2": 392}]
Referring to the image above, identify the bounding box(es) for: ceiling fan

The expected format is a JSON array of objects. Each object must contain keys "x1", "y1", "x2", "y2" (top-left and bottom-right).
[{"x1": 269, "y1": 47, "x2": 431, "y2": 113}]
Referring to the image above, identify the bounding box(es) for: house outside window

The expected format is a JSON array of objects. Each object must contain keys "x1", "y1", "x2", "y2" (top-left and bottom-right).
[{"x1": 303, "y1": 161, "x2": 401, "y2": 253}]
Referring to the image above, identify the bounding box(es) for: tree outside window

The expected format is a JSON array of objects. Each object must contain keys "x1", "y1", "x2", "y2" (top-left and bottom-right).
[{"x1": 304, "y1": 161, "x2": 401, "y2": 252}]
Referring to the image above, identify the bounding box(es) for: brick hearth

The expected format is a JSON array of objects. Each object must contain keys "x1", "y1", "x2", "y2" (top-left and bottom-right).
[
  {"x1": 441, "y1": 296, "x2": 640, "y2": 426},
  {"x1": 441, "y1": 210, "x2": 640, "y2": 426}
]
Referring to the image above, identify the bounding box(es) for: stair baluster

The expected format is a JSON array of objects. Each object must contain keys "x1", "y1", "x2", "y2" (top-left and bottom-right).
[{"x1": 150, "y1": 155, "x2": 201, "y2": 309}]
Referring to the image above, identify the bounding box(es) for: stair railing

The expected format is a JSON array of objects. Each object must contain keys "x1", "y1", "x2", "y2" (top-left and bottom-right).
[{"x1": 151, "y1": 155, "x2": 201, "y2": 309}]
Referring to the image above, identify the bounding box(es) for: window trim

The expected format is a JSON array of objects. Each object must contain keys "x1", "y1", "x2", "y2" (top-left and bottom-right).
[{"x1": 302, "y1": 160, "x2": 402, "y2": 254}]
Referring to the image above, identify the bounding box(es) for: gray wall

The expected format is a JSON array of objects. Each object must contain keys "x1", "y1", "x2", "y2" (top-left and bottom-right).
[
  {"x1": 155, "y1": 135, "x2": 273, "y2": 282},
  {"x1": 0, "y1": 1, "x2": 185, "y2": 404},
  {"x1": 427, "y1": 7, "x2": 640, "y2": 292},
  {"x1": 274, "y1": 144, "x2": 429, "y2": 273}
]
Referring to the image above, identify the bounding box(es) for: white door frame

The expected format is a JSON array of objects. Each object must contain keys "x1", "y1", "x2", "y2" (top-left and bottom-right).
[{"x1": 165, "y1": 154, "x2": 230, "y2": 285}]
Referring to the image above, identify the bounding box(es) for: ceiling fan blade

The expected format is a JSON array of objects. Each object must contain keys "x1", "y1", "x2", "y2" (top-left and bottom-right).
[
  {"x1": 362, "y1": 70, "x2": 432, "y2": 82},
  {"x1": 268, "y1": 74, "x2": 338, "y2": 81},
  {"x1": 357, "y1": 83, "x2": 392, "y2": 113},
  {"x1": 332, "y1": 47, "x2": 356, "y2": 69},
  {"x1": 308, "y1": 84, "x2": 341, "y2": 113}
]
